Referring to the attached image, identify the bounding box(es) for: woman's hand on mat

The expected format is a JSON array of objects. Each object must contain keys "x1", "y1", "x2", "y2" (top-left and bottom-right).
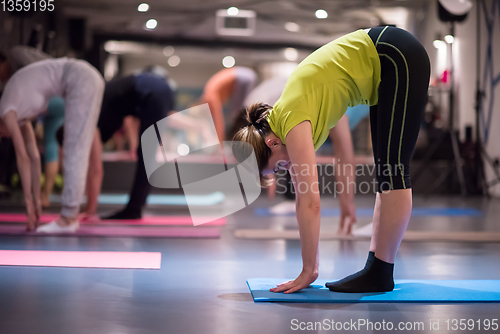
[
  {"x1": 270, "y1": 269, "x2": 319, "y2": 294},
  {"x1": 337, "y1": 201, "x2": 356, "y2": 236}
]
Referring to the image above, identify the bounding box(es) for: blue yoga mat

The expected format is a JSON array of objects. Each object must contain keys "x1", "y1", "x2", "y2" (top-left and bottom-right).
[
  {"x1": 254, "y1": 207, "x2": 483, "y2": 217},
  {"x1": 49, "y1": 192, "x2": 225, "y2": 206},
  {"x1": 247, "y1": 278, "x2": 500, "y2": 303}
]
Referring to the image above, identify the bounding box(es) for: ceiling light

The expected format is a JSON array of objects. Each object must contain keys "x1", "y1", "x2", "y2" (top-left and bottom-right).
[
  {"x1": 222, "y1": 56, "x2": 235, "y2": 68},
  {"x1": 227, "y1": 7, "x2": 239, "y2": 16},
  {"x1": 138, "y1": 3, "x2": 149, "y2": 12},
  {"x1": 315, "y1": 9, "x2": 328, "y2": 19},
  {"x1": 284, "y1": 22, "x2": 300, "y2": 32},
  {"x1": 146, "y1": 19, "x2": 157, "y2": 30}
]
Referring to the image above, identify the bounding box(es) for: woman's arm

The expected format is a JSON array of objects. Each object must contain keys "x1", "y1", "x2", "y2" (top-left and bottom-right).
[
  {"x1": 329, "y1": 115, "x2": 357, "y2": 235},
  {"x1": 2, "y1": 111, "x2": 38, "y2": 229},
  {"x1": 123, "y1": 116, "x2": 139, "y2": 160},
  {"x1": 21, "y1": 121, "x2": 42, "y2": 223},
  {"x1": 203, "y1": 95, "x2": 225, "y2": 143},
  {"x1": 83, "y1": 130, "x2": 103, "y2": 218},
  {"x1": 270, "y1": 121, "x2": 321, "y2": 294}
]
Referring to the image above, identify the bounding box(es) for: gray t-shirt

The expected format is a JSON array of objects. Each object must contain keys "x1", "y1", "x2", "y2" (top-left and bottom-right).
[{"x1": 0, "y1": 58, "x2": 69, "y2": 123}]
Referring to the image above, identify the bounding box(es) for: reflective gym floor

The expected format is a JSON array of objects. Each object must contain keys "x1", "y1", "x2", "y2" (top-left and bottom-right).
[{"x1": 1, "y1": 194, "x2": 500, "y2": 334}]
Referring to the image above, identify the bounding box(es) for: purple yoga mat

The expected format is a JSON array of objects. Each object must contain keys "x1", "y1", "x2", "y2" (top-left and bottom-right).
[{"x1": 0, "y1": 225, "x2": 220, "y2": 238}]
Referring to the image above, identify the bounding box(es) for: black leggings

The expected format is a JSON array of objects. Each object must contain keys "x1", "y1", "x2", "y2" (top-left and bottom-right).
[
  {"x1": 367, "y1": 26, "x2": 430, "y2": 192},
  {"x1": 99, "y1": 83, "x2": 171, "y2": 213}
]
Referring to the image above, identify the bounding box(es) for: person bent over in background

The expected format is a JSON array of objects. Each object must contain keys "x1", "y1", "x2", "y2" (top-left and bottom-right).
[
  {"x1": 0, "y1": 57, "x2": 104, "y2": 232},
  {"x1": 57, "y1": 72, "x2": 175, "y2": 220},
  {"x1": 201, "y1": 67, "x2": 257, "y2": 142}
]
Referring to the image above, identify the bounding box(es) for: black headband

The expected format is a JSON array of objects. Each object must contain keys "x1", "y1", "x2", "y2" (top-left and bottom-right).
[{"x1": 249, "y1": 121, "x2": 264, "y2": 137}]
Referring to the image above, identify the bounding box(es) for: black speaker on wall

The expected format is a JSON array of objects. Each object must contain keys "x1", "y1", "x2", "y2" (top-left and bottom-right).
[{"x1": 68, "y1": 18, "x2": 87, "y2": 51}]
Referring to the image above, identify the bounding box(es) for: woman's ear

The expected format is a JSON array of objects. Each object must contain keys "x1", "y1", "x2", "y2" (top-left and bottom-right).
[
  {"x1": 274, "y1": 138, "x2": 284, "y2": 148},
  {"x1": 265, "y1": 137, "x2": 280, "y2": 149}
]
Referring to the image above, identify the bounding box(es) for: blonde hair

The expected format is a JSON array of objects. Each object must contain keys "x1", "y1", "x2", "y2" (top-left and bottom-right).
[{"x1": 232, "y1": 102, "x2": 274, "y2": 187}]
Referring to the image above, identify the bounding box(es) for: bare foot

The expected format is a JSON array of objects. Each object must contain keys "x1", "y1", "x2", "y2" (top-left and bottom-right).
[{"x1": 336, "y1": 217, "x2": 354, "y2": 236}]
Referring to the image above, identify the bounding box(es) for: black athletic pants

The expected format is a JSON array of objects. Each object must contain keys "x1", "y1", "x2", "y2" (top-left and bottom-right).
[
  {"x1": 367, "y1": 26, "x2": 431, "y2": 192},
  {"x1": 99, "y1": 75, "x2": 173, "y2": 213}
]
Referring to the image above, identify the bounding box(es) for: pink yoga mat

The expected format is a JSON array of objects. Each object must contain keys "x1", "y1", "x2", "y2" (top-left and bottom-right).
[
  {"x1": 0, "y1": 213, "x2": 225, "y2": 226},
  {"x1": 0, "y1": 213, "x2": 60, "y2": 223},
  {"x1": 0, "y1": 225, "x2": 220, "y2": 238},
  {"x1": 102, "y1": 151, "x2": 135, "y2": 161},
  {"x1": 0, "y1": 250, "x2": 161, "y2": 269}
]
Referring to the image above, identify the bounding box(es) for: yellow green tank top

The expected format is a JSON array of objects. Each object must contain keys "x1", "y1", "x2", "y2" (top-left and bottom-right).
[{"x1": 267, "y1": 29, "x2": 381, "y2": 151}]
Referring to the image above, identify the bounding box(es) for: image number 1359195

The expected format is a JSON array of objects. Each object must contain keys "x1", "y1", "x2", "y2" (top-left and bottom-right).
[{"x1": 1, "y1": 0, "x2": 54, "y2": 12}]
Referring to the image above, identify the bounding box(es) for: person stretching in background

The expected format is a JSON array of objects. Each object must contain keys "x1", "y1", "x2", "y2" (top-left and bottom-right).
[
  {"x1": 57, "y1": 72, "x2": 175, "y2": 220},
  {"x1": 0, "y1": 57, "x2": 104, "y2": 232},
  {"x1": 0, "y1": 47, "x2": 68, "y2": 208},
  {"x1": 200, "y1": 67, "x2": 257, "y2": 142}
]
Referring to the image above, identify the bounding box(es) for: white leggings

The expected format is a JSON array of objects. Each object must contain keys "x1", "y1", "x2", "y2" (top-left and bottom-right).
[{"x1": 60, "y1": 60, "x2": 104, "y2": 217}]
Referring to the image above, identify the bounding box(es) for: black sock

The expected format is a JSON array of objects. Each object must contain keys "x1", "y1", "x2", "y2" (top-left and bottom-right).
[
  {"x1": 325, "y1": 254, "x2": 394, "y2": 293},
  {"x1": 102, "y1": 208, "x2": 142, "y2": 220},
  {"x1": 365, "y1": 251, "x2": 375, "y2": 269},
  {"x1": 325, "y1": 251, "x2": 373, "y2": 292}
]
